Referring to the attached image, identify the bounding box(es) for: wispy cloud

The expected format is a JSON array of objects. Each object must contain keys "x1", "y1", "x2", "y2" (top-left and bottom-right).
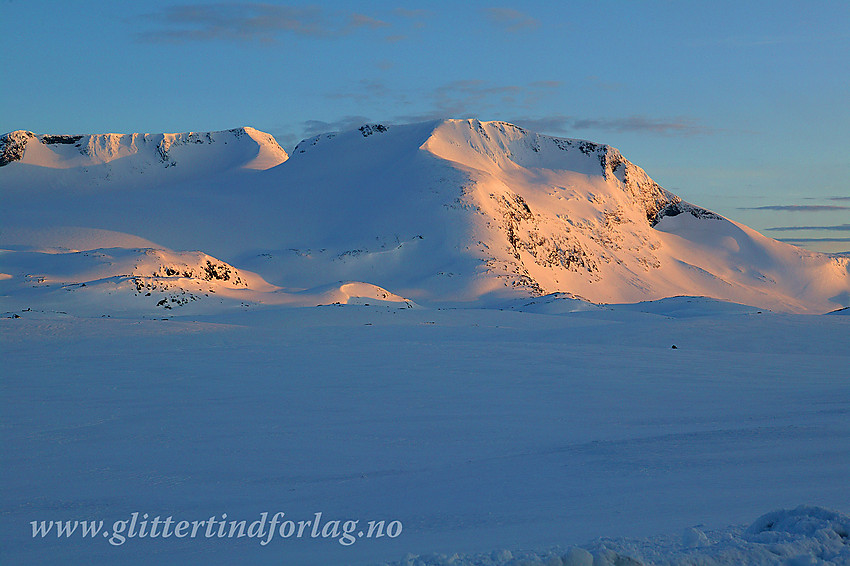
[
  {"x1": 439, "y1": 80, "x2": 525, "y2": 96},
  {"x1": 483, "y1": 8, "x2": 539, "y2": 32},
  {"x1": 509, "y1": 114, "x2": 708, "y2": 136},
  {"x1": 777, "y1": 237, "x2": 850, "y2": 243},
  {"x1": 348, "y1": 13, "x2": 390, "y2": 30},
  {"x1": 137, "y1": 3, "x2": 391, "y2": 43},
  {"x1": 766, "y1": 224, "x2": 850, "y2": 232},
  {"x1": 572, "y1": 116, "x2": 706, "y2": 135},
  {"x1": 324, "y1": 79, "x2": 401, "y2": 105},
  {"x1": 802, "y1": 196, "x2": 850, "y2": 201},
  {"x1": 301, "y1": 115, "x2": 372, "y2": 137},
  {"x1": 287, "y1": 77, "x2": 708, "y2": 142},
  {"x1": 529, "y1": 80, "x2": 562, "y2": 89},
  {"x1": 738, "y1": 205, "x2": 850, "y2": 212},
  {"x1": 306, "y1": 79, "x2": 566, "y2": 126},
  {"x1": 395, "y1": 80, "x2": 552, "y2": 121}
]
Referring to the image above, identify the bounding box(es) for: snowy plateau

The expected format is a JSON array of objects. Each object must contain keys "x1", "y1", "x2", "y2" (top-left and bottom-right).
[{"x1": 1, "y1": 119, "x2": 849, "y2": 565}]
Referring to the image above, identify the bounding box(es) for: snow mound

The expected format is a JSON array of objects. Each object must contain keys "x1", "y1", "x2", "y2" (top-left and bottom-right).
[
  {"x1": 303, "y1": 281, "x2": 416, "y2": 307},
  {"x1": 747, "y1": 505, "x2": 850, "y2": 539},
  {"x1": 610, "y1": 296, "x2": 764, "y2": 317},
  {"x1": 501, "y1": 292, "x2": 602, "y2": 314},
  {"x1": 385, "y1": 506, "x2": 850, "y2": 566},
  {"x1": 0, "y1": 246, "x2": 269, "y2": 316}
]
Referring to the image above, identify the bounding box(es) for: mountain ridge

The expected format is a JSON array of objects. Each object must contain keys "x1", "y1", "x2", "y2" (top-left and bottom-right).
[
  {"x1": 2, "y1": 118, "x2": 848, "y2": 314},
  {"x1": 0, "y1": 126, "x2": 288, "y2": 172}
]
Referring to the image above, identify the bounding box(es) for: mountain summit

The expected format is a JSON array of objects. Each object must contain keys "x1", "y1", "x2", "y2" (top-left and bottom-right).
[{"x1": 2, "y1": 119, "x2": 848, "y2": 314}]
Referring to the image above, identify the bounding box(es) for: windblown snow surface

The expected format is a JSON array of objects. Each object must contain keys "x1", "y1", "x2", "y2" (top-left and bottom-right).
[{"x1": 1, "y1": 120, "x2": 849, "y2": 565}]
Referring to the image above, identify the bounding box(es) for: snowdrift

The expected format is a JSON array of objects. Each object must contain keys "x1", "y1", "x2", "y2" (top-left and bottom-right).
[{"x1": 385, "y1": 505, "x2": 850, "y2": 566}]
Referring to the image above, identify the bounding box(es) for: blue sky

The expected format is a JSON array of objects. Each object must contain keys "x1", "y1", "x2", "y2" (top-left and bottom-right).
[{"x1": 2, "y1": 0, "x2": 848, "y2": 251}]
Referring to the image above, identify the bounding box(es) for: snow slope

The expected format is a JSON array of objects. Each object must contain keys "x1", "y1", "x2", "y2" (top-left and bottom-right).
[{"x1": 2, "y1": 119, "x2": 848, "y2": 314}]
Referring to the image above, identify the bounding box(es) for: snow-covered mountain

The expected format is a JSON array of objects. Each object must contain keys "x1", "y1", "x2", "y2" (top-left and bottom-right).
[
  {"x1": 0, "y1": 126, "x2": 288, "y2": 188},
  {"x1": 2, "y1": 119, "x2": 848, "y2": 314}
]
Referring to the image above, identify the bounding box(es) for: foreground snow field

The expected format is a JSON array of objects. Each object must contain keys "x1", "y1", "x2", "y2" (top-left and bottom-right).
[{"x1": 2, "y1": 303, "x2": 848, "y2": 565}]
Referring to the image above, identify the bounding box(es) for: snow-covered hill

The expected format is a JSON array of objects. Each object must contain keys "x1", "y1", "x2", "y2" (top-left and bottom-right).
[
  {"x1": 0, "y1": 245, "x2": 413, "y2": 316},
  {"x1": 2, "y1": 119, "x2": 848, "y2": 313}
]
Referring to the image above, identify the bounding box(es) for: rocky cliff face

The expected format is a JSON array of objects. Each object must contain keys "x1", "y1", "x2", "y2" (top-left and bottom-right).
[{"x1": 0, "y1": 130, "x2": 36, "y2": 166}]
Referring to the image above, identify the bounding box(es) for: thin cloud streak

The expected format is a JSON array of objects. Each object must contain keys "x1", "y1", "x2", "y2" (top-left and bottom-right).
[
  {"x1": 438, "y1": 80, "x2": 524, "y2": 96},
  {"x1": 777, "y1": 237, "x2": 850, "y2": 243},
  {"x1": 483, "y1": 8, "x2": 539, "y2": 32},
  {"x1": 510, "y1": 114, "x2": 708, "y2": 136},
  {"x1": 573, "y1": 116, "x2": 707, "y2": 135},
  {"x1": 324, "y1": 78, "x2": 402, "y2": 105},
  {"x1": 739, "y1": 205, "x2": 850, "y2": 212},
  {"x1": 348, "y1": 13, "x2": 390, "y2": 30},
  {"x1": 405, "y1": 80, "x2": 549, "y2": 120},
  {"x1": 766, "y1": 224, "x2": 850, "y2": 232},
  {"x1": 137, "y1": 3, "x2": 391, "y2": 43},
  {"x1": 287, "y1": 77, "x2": 708, "y2": 143},
  {"x1": 529, "y1": 80, "x2": 562, "y2": 89}
]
